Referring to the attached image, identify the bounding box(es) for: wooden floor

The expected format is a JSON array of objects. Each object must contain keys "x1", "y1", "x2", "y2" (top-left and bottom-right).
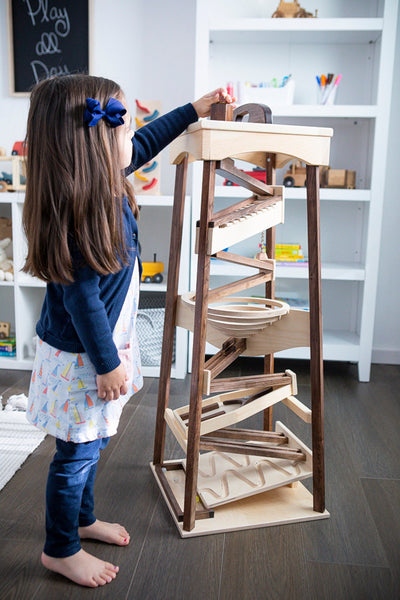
[{"x1": 0, "y1": 359, "x2": 399, "y2": 600}]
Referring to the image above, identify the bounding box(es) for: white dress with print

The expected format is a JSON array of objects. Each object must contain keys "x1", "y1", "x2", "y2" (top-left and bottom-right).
[{"x1": 26, "y1": 260, "x2": 143, "y2": 442}]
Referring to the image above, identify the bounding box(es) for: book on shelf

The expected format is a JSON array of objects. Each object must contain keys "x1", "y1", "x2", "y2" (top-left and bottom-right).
[
  {"x1": 0, "y1": 337, "x2": 16, "y2": 353},
  {"x1": 276, "y1": 243, "x2": 302, "y2": 250},
  {"x1": 276, "y1": 261, "x2": 308, "y2": 267},
  {"x1": 275, "y1": 242, "x2": 304, "y2": 262}
]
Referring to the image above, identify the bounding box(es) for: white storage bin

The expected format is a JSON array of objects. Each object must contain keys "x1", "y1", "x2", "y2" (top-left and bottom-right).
[{"x1": 239, "y1": 79, "x2": 295, "y2": 107}]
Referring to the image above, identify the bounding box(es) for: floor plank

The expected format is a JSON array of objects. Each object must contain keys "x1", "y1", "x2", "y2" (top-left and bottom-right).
[
  {"x1": 306, "y1": 561, "x2": 395, "y2": 600},
  {"x1": 361, "y1": 477, "x2": 400, "y2": 600},
  {"x1": 219, "y1": 524, "x2": 310, "y2": 600},
  {"x1": 0, "y1": 361, "x2": 399, "y2": 600}
]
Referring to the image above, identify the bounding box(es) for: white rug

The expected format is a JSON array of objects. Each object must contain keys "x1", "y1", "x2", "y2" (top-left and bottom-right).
[{"x1": 0, "y1": 410, "x2": 47, "y2": 492}]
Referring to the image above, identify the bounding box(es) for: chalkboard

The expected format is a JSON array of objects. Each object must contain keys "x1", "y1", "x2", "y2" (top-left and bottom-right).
[{"x1": 9, "y1": 0, "x2": 90, "y2": 95}]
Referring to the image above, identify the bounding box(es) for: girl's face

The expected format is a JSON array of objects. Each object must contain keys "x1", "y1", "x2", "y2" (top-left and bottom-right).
[{"x1": 116, "y1": 95, "x2": 134, "y2": 169}]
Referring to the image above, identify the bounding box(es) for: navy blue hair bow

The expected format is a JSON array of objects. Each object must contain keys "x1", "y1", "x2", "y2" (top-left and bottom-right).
[{"x1": 84, "y1": 97, "x2": 127, "y2": 127}]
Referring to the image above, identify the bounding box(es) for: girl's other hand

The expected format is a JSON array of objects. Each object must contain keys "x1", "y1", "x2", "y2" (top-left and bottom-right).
[
  {"x1": 192, "y1": 88, "x2": 236, "y2": 118},
  {"x1": 96, "y1": 363, "x2": 128, "y2": 401}
]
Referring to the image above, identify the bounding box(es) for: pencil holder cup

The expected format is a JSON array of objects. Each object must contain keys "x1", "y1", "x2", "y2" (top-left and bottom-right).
[{"x1": 317, "y1": 83, "x2": 338, "y2": 105}]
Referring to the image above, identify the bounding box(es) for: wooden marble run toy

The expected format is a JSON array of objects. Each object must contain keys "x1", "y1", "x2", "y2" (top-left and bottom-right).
[{"x1": 151, "y1": 101, "x2": 332, "y2": 536}]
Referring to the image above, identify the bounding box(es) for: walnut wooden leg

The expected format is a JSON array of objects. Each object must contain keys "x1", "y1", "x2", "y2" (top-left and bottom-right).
[
  {"x1": 264, "y1": 153, "x2": 276, "y2": 431},
  {"x1": 153, "y1": 155, "x2": 189, "y2": 466},
  {"x1": 306, "y1": 164, "x2": 325, "y2": 513},
  {"x1": 183, "y1": 160, "x2": 216, "y2": 531}
]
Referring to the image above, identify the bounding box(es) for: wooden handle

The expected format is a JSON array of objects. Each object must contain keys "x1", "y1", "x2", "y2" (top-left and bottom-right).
[{"x1": 233, "y1": 103, "x2": 273, "y2": 124}]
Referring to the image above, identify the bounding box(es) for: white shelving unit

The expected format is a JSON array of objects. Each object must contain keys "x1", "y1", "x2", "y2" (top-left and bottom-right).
[
  {"x1": 0, "y1": 192, "x2": 190, "y2": 378},
  {"x1": 191, "y1": 0, "x2": 398, "y2": 381}
]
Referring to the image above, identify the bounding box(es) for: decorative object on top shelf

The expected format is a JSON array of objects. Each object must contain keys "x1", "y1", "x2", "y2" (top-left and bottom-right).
[
  {"x1": 320, "y1": 167, "x2": 356, "y2": 189},
  {"x1": 133, "y1": 100, "x2": 161, "y2": 195},
  {"x1": 271, "y1": 1, "x2": 317, "y2": 18},
  {"x1": 283, "y1": 160, "x2": 307, "y2": 187},
  {"x1": 141, "y1": 253, "x2": 164, "y2": 284},
  {"x1": 0, "y1": 238, "x2": 13, "y2": 281}
]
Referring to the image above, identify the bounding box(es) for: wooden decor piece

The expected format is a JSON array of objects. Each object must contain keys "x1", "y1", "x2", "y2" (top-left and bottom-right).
[{"x1": 152, "y1": 101, "x2": 331, "y2": 534}]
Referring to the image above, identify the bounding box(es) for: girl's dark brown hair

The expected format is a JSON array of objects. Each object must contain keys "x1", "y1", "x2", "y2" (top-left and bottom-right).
[{"x1": 22, "y1": 74, "x2": 137, "y2": 284}]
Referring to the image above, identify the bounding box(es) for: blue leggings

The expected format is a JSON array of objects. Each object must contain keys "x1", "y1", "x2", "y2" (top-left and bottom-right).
[{"x1": 44, "y1": 437, "x2": 109, "y2": 558}]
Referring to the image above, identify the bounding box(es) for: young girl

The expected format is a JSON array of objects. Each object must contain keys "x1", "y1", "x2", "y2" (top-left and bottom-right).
[{"x1": 23, "y1": 74, "x2": 234, "y2": 588}]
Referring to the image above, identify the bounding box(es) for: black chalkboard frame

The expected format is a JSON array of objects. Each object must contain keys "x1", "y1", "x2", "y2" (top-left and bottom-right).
[{"x1": 8, "y1": 0, "x2": 92, "y2": 96}]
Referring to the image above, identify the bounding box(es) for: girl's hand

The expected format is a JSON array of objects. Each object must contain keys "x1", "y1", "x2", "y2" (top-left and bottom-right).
[
  {"x1": 192, "y1": 87, "x2": 236, "y2": 118},
  {"x1": 96, "y1": 363, "x2": 128, "y2": 401}
]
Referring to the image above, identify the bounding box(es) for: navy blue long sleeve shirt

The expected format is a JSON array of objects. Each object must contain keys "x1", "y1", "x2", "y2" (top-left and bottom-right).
[{"x1": 36, "y1": 102, "x2": 198, "y2": 374}]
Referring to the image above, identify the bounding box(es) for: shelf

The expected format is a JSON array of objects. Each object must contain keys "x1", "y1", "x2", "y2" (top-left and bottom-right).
[
  {"x1": 0, "y1": 356, "x2": 35, "y2": 370},
  {"x1": 214, "y1": 186, "x2": 371, "y2": 202},
  {"x1": 210, "y1": 260, "x2": 365, "y2": 281},
  {"x1": 16, "y1": 274, "x2": 46, "y2": 288},
  {"x1": 0, "y1": 191, "x2": 25, "y2": 203},
  {"x1": 137, "y1": 195, "x2": 174, "y2": 207},
  {"x1": 276, "y1": 330, "x2": 360, "y2": 362},
  {"x1": 141, "y1": 282, "x2": 167, "y2": 292},
  {"x1": 272, "y1": 105, "x2": 378, "y2": 118},
  {"x1": 209, "y1": 18, "x2": 383, "y2": 44},
  {"x1": 0, "y1": 192, "x2": 176, "y2": 207},
  {"x1": 142, "y1": 364, "x2": 179, "y2": 378}
]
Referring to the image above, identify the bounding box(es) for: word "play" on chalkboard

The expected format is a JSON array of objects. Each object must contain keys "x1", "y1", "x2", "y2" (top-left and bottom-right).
[{"x1": 9, "y1": 0, "x2": 90, "y2": 95}]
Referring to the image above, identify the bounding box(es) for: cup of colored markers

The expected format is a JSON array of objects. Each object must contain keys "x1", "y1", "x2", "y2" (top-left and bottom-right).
[{"x1": 316, "y1": 73, "x2": 342, "y2": 105}]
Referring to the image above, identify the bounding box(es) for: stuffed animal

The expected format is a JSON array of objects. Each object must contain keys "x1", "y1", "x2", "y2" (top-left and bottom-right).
[{"x1": 0, "y1": 238, "x2": 14, "y2": 281}]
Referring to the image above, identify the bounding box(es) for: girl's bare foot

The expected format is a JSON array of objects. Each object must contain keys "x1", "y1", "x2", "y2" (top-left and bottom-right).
[
  {"x1": 79, "y1": 519, "x2": 130, "y2": 546},
  {"x1": 41, "y1": 549, "x2": 119, "y2": 587}
]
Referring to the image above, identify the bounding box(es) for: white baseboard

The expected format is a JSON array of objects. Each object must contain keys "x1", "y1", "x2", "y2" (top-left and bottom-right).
[{"x1": 372, "y1": 348, "x2": 400, "y2": 365}]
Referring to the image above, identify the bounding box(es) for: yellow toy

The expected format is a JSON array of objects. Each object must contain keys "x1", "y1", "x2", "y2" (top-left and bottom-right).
[{"x1": 141, "y1": 254, "x2": 164, "y2": 283}]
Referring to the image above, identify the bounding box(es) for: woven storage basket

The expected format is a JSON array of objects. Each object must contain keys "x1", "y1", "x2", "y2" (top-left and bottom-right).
[{"x1": 137, "y1": 308, "x2": 175, "y2": 366}]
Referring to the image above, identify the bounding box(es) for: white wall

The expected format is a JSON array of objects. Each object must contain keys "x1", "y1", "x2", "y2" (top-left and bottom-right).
[
  {"x1": 0, "y1": 0, "x2": 399, "y2": 364},
  {"x1": 372, "y1": 3, "x2": 400, "y2": 364}
]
